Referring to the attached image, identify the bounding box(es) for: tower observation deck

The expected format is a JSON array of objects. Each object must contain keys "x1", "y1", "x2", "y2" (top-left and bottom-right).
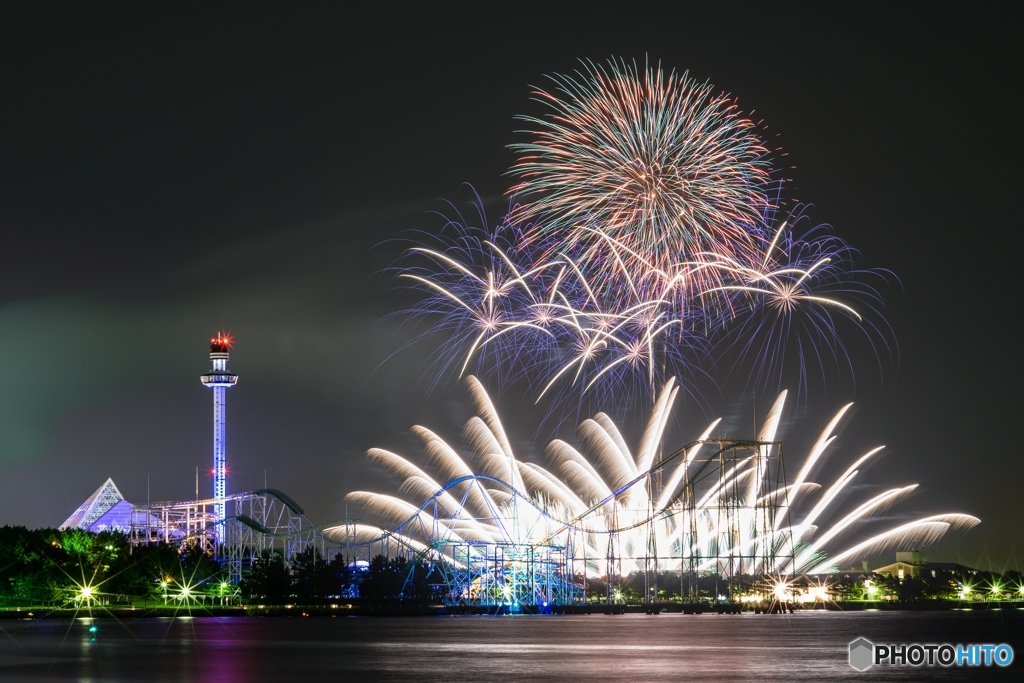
[{"x1": 200, "y1": 334, "x2": 237, "y2": 542}]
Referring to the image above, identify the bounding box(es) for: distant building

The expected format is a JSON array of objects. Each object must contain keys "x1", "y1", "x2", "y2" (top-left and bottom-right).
[
  {"x1": 874, "y1": 551, "x2": 926, "y2": 579},
  {"x1": 60, "y1": 478, "x2": 135, "y2": 533},
  {"x1": 873, "y1": 551, "x2": 977, "y2": 580},
  {"x1": 60, "y1": 337, "x2": 229, "y2": 545},
  {"x1": 54, "y1": 336, "x2": 332, "y2": 586}
]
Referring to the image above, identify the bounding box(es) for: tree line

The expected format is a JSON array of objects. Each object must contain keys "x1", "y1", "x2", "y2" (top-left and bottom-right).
[
  {"x1": 238, "y1": 549, "x2": 441, "y2": 604},
  {"x1": 0, "y1": 526, "x2": 441, "y2": 607},
  {"x1": 0, "y1": 526, "x2": 221, "y2": 606}
]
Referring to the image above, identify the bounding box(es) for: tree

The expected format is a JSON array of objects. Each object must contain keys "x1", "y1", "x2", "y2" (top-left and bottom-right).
[
  {"x1": 239, "y1": 549, "x2": 290, "y2": 603},
  {"x1": 291, "y1": 546, "x2": 350, "y2": 603},
  {"x1": 1, "y1": 527, "x2": 67, "y2": 604},
  {"x1": 357, "y1": 554, "x2": 437, "y2": 603}
]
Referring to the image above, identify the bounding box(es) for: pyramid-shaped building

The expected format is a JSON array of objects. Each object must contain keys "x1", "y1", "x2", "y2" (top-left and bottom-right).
[{"x1": 60, "y1": 478, "x2": 135, "y2": 533}]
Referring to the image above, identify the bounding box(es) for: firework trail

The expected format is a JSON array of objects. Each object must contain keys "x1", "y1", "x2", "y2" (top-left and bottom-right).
[
  {"x1": 359, "y1": 61, "x2": 938, "y2": 599},
  {"x1": 510, "y1": 57, "x2": 776, "y2": 290},
  {"x1": 394, "y1": 59, "x2": 892, "y2": 407},
  {"x1": 397, "y1": 201, "x2": 888, "y2": 408},
  {"x1": 327, "y1": 377, "x2": 976, "y2": 578}
]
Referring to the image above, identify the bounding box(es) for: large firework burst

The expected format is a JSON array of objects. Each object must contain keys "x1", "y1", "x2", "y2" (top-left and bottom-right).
[
  {"x1": 395, "y1": 59, "x2": 892, "y2": 409},
  {"x1": 510, "y1": 58, "x2": 776, "y2": 288}
]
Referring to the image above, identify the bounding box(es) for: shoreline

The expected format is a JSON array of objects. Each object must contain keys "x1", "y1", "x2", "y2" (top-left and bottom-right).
[{"x1": 2, "y1": 600, "x2": 1022, "y2": 619}]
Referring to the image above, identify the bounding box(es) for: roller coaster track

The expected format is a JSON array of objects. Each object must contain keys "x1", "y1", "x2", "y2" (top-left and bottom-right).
[
  {"x1": 322, "y1": 436, "x2": 791, "y2": 572},
  {"x1": 162, "y1": 436, "x2": 791, "y2": 596},
  {"x1": 163, "y1": 438, "x2": 781, "y2": 556}
]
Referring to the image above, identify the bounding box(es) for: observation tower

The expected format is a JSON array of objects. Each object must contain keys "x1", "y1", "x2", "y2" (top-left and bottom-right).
[{"x1": 200, "y1": 333, "x2": 237, "y2": 542}]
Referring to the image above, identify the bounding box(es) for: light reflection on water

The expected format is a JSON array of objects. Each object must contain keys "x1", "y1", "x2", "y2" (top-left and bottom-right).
[{"x1": 0, "y1": 611, "x2": 1020, "y2": 682}]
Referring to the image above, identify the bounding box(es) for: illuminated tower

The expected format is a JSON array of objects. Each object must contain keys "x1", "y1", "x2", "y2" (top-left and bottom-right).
[{"x1": 200, "y1": 334, "x2": 237, "y2": 541}]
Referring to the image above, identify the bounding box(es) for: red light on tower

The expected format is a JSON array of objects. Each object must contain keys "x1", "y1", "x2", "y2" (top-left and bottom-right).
[{"x1": 210, "y1": 332, "x2": 233, "y2": 354}]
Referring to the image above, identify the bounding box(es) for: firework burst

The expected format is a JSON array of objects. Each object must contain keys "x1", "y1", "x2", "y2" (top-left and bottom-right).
[
  {"x1": 329, "y1": 377, "x2": 977, "y2": 580},
  {"x1": 393, "y1": 59, "x2": 892, "y2": 409},
  {"x1": 396, "y1": 200, "x2": 888, "y2": 408},
  {"x1": 510, "y1": 58, "x2": 776, "y2": 287}
]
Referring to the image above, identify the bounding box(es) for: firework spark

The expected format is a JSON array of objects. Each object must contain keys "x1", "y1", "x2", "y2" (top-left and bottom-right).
[
  {"x1": 398, "y1": 204, "x2": 888, "y2": 407},
  {"x1": 395, "y1": 59, "x2": 892, "y2": 407},
  {"x1": 327, "y1": 377, "x2": 976, "y2": 579},
  {"x1": 510, "y1": 57, "x2": 775, "y2": 285}
]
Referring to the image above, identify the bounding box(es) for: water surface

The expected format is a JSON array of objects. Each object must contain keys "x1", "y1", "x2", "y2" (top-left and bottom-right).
[{"x1": 1, "y1": 610, "x2": 1021, "y2": 681}]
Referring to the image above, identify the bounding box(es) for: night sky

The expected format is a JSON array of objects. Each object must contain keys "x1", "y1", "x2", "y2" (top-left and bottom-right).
[{"x1": 0, "y1": 8, "x2": 1018, "y2": 569}]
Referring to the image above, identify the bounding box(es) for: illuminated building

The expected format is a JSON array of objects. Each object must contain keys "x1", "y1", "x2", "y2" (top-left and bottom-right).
[
  {"x1": 60, "y1": 336, "x2": 331, "y2": 584},
  {"x1": 59, "y1": 478, "x2": 135, "y2": 533},
  {"x1": 200, "y1": 333, "x2": 237, "y2": 541}
]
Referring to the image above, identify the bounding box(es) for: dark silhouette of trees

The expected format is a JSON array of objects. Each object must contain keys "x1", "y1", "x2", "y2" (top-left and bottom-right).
[
  {"x1": 239, "y1": 549, "x2": 291, "y2": 603},
  {"x1": 290, "y1": 547, "x2": 349, "y2": 604},
  {"x1": 359, "y1": 554, "x2": 409, "y2": 601},
  {"x1": 0, "y1": 527, "x2": 66, "y2": 604},
  {"x1": 357, "y1": 554, "x2": 439, "y2": 603}
]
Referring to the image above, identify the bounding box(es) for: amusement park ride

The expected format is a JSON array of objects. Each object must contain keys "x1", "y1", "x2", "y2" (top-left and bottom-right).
[
  {"x1": 66, "y1": 336, "x2": 796, "y2": 605},
  {"x1": 322, "y1": 436, "x2": 795, "y2": 607},
  {"x1": 110, "y1": 335, "x2": 329, "y2": 583}
]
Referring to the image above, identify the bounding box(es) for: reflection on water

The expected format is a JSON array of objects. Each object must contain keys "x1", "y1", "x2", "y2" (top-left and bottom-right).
[{"x1": 0, "y1": 611, "x2": 1021, "y2": 682}]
